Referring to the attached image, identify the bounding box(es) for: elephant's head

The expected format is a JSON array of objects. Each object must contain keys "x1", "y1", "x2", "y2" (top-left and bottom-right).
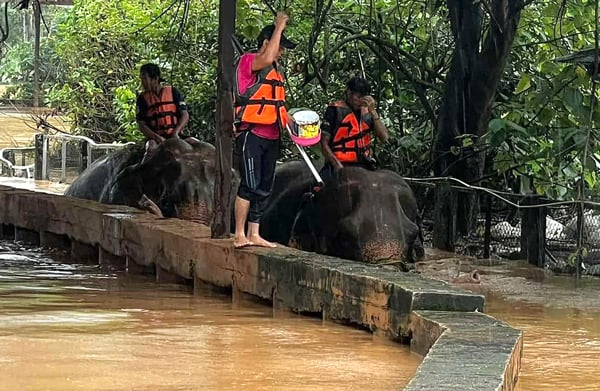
[
  {"x1": 106, "y1": 139, "x2": 238, "y2": 225},
  {"x1": 262, "y1": 162, "x2": 424, "y2": 264}
]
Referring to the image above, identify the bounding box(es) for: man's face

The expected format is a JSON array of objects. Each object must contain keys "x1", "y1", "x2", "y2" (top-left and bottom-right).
[
  {"x1": 346, "y1": 90, "x2": 363, "y2": 111},
  {"x1": 277, "y1": 46, "x2": 286, "y2": 60},
  {"x1": 140, "y1": 72, "x2": 154, "y2": 91}
]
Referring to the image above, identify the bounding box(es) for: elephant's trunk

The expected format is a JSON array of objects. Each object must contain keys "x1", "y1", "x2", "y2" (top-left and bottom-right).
[{"x1": 361, "y1": 240, "x2": 405, "y2": 264}]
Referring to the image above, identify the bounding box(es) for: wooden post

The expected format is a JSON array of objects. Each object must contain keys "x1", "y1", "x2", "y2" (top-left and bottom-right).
[
  {"x1": 520, "y1": 195, "x2": 546, "y2": 267},
  {"x1": 79, "y1": 139, "x2": 88, "y2": 173},
  {"x1": 211, "y1": 0, "x2": 236, "y2": 238},
  {"x1": 34, "y1": 134, "x2": 44, "y2": 180},
  {"x1": 433, "y1": 182, "x2": 456, "y2": 252},
  {"x1": 33, "y1": 1, "x2": 41, "y2": 107}
]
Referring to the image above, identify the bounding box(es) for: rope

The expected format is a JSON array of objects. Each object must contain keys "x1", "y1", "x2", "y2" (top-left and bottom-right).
[{"x1": 400, "y1": 175, "x2": 600, "y2": 209}]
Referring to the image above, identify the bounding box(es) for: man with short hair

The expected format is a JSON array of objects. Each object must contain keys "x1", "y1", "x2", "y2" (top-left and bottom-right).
[
  {"x1": 136, "y1": 63, "x2": 198, "y2": 160},
  {"x1": 232, "y1": 12, "x2": 296, "y2": 248},
  {"x1": 320, "y1": 77, "x2": 389, "y2": 176}
]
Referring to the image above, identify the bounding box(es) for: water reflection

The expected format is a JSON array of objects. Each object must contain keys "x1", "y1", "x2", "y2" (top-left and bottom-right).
[{"x1": 0, "y1": 242, "x2": 420, "y2": 390}]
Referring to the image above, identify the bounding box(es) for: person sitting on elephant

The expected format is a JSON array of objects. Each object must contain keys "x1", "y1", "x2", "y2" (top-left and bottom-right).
[
  {"x1": 136, "y1": 63, "x2": 199, "y2": 161},
  {"x1": 232, "y1": 12, "x2": 296, "y2": 249},
  {"x1": 320, "y1": 77, "x2": 389, "y2": 177}
]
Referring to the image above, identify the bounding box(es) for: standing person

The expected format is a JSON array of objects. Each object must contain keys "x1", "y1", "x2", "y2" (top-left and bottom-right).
[
  {"x1": 320, "y1": 77, "x2": 390, "y2": 177},
  {"x1": 233, "y1": 12, "x2": 296, "y2": 248},
  {"x1": 136, "y1": 63, "x2": 198, "y2": 161}
]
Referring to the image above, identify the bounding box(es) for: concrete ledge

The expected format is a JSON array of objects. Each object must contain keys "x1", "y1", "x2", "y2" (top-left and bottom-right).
[
  {"x1": 405, "y1": 311, "x2": 522, "y2": 391},
  {"x1": 0, "y1": 184, "x2": 522, "y2": 390}
]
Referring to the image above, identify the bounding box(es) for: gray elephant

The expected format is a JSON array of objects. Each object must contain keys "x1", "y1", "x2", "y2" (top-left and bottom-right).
[
  {"x1": 65, "y1": 138, "x2": 238, "y2": 225},
  {"x1": 260, "y1": 160, "x2": 424, "y2": 263}
]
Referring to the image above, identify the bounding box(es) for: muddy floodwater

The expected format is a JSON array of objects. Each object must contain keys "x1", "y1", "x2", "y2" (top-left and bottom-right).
[
  {"x1": 433, "y1": 258, "x2": 600, "y2": 391},
  {"x1": 0, "y1": 242, "x2": 420, "y2": 391}
]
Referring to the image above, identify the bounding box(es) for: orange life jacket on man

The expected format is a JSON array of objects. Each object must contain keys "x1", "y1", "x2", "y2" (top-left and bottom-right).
[
  {"x1": 329, "y1": 101, "x2": 373, "y2": 163},
  {"x1": 141, "y1": 86, "x2": 179, "y2": 137},
  {"x1": 234, "y1": 62, "x2": 288, "y2": 132}
]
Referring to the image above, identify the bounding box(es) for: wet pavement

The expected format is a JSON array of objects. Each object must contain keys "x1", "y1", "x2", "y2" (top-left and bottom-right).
[{"x1": 0, "y1": 178, "x2": 68, "y2": 195}]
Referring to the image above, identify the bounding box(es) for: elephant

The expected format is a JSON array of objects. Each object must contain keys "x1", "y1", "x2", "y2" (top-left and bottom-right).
[
  {"x1": 260, "y1": 160, "x2": 425, "y2": 263},
  {"x1": 66, "y1": 141, "x2": 422, "y2": 264},
  {"x1": 65, "y1": 138, "x2": 238, "y2": 225}
]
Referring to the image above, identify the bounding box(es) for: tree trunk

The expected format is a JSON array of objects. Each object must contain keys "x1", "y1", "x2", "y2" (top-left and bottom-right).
[
  {"x1": 212, "y1": 0, "x2": 236, "y2": 238},
  {"x1": 434, "y1": 0, "x2": 522, "y2": 234},
  {"x1": 33, "y1": 2, "x2": 41, "y2": 107}
]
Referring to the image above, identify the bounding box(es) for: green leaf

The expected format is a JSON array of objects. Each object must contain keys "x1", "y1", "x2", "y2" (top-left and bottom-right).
[
  {"x1": 488, "y1": 118, "x2": 506, "y2": 132},
  {"x1": 515, "y1": 74, "x2": 532, "y2": 94}
]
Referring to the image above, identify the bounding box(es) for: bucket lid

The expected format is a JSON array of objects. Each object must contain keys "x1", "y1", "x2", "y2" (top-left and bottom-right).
[{"x1": 292, "y1": 110, "x2": 320, "y2": 125}]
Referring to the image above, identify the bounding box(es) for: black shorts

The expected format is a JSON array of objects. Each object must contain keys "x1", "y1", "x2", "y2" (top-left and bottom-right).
[{"x1": 235, "y1": 131, "x2": 280, "y2": 223}]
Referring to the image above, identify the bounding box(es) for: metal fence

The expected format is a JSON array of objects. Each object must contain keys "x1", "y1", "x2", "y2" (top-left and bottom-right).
[
  {"x1": 0, "y1": 131, "x2": 133, "y2": 183},
  {"x1": 407, "y1": 177, "x2": 600, "y2": 275},
  {"x1": 36, "y1": 132, "x2": 134, "y2": 183}
]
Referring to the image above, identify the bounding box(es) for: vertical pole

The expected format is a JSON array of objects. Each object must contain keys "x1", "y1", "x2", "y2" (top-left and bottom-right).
[
  {"x1": 483, "y1": 195, "x2": 492, "y2": 259},
  {"x1": 576, "y1": 199, "x2": 584, "y2": 278},
  {"x1": 79, "y1": 139, "x2": 88, "y2": 173},
  {"x1": 41, "y1": 135, "x2": 48, "y2": 180},
  {"x1": 433, "y1": 182, "x2": 456, "y2": 252},
  {"x1": 34, "y1": 134, "x2": 43, "y2": 180},
  {"x1": 520, "y1": 195, "x2": 546, "y2": 267},
  {"x1": 61, "y1": 139, "x2": 67, "y2": 182},
  {"x1": 211, "y1": 0, "x2": 236, "y2": 238},
  {"x1": 87, "y1": 143, "x2": 92, "y2": 168},
  {"x1": 33, "y1": 1, "x2": 41, "y2": 107}
]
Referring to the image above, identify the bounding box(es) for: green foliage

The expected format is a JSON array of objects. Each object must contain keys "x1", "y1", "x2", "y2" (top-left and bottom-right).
[
  {"x1": 0, "y1": 5, "x2": 66, "y2": 102},
  {"x1": 4, "y1": 0, "x2": 600, "y2": 202},
  {"x1": 487, "y1": 0, "x2": 600, "y2": 199}
]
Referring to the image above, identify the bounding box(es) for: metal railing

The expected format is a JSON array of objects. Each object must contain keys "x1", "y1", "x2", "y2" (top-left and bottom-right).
[
  {"x1": 0, "y1": 147, "x2": 36, "y2": 178},
  {"x1": 0, "y1": 130, "x2": 135, "y2": 182},
  {"x1": 38, "y1": 132, "x2": 134, "y2": 182}
]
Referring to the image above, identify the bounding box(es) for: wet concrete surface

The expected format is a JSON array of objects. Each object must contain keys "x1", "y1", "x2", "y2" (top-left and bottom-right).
[
  {"x1": 0, "y1": 177, "x2": 69, "y2": 195},
  {"x1": 405, "y1": 311, "x2": 521, "y2": 391}
]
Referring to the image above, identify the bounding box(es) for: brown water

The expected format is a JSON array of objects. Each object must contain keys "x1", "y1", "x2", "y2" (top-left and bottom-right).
[
  {"x1": 475, "y1": 263, "x2": 600, "y2": 390},
  {"x1": 0, "y1": 242, "x2": 420, "y2": 391},
  {"x1": 0, "y1": 110, "x2": 68, "y2": 148}
]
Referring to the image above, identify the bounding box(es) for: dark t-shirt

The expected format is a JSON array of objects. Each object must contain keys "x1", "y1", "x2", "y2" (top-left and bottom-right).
[{"x1": 135, "y1": 86, "x2": 188, "y2": 128}]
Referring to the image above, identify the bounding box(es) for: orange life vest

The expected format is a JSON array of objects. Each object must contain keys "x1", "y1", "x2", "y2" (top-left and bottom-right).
[
  {"x1": 141, "y1": 86, "x2": 178, "y2": 136},
  {"x1": 234, "y1": 62, "x2": 288, "y2": 131},
  {"x1": 329, "y1": 101, "x2": 373, "y2": 163}
]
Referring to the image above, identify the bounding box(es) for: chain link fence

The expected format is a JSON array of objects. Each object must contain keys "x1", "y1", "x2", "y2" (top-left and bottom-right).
[{"x1": 407, "y1": 178, "x2": 600, "y2": 275}]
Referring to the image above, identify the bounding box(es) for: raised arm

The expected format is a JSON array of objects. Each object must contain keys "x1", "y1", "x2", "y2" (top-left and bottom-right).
[
  {"x1": 362, "y1": 95, "x2": 389, "y2": 142},
  {"x1": 251, "y1": 12, "x2": 288, "y2": 71}
]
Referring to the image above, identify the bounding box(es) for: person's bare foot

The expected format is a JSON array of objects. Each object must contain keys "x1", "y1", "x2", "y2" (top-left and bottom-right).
[
  {"x1": 233, "y1": 235, "x2": 252, "y2": 248},
  {"x1": 248, "y1": 235, "x2": 276, "y2": 248}
]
